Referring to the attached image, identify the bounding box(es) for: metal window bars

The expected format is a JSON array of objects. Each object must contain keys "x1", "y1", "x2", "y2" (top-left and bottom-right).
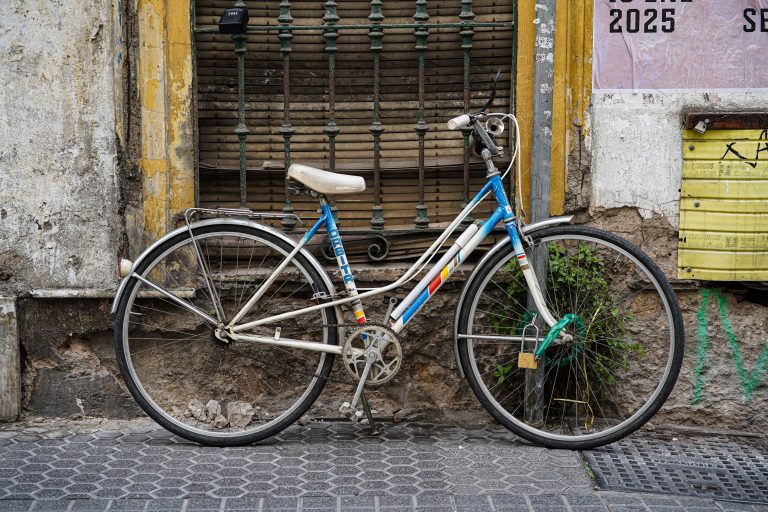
[{"x1": 193, "y1": 0, "x2": 514, "y2": 259}]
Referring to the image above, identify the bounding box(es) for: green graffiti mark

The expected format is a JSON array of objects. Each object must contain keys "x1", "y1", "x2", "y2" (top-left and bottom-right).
[
  {"x1": 693, "y1": 289, "x2": 768, "y2": 404},
  {"x1": 692, "y1": 289, "x2": 711, "y2": 404}
]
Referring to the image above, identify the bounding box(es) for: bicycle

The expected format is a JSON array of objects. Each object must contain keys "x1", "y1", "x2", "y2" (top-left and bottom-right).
[{"x1": 112, "y1": 74, "x2": 684, "y2": 450}]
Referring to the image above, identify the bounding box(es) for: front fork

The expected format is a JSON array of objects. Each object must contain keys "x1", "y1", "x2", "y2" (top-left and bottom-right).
[
  {"x1": 502, "y1": 217, "x2": 559, "y2": 330},
  {"x1": 489, "y1": 174, "x2": 559, "y2": 333}
]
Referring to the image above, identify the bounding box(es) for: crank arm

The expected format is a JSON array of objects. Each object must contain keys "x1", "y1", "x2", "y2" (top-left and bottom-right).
[{"x1": 340, "y1": 350, "x2": 378, "y2": 420}]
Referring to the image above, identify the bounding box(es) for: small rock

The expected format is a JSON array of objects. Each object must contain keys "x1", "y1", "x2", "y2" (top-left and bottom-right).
[
  {"x1": 297, "y1": 415, "x2": 311, "y2": 426},
  {"x1": 188, "y1": 399, "x2": 207, "y2": 422},
  {"x1": 205, "y1": 400, "x2": 221, "y2": 420},
  {"x1": 226, "y1": 401, "x2": 255, "y2": 428},
  {"x1": 393, "y1": 408, "x2": 419, "y2": 423},
  {"x1": 213, "y1": 414, "x2": 229, "y2": 429}
]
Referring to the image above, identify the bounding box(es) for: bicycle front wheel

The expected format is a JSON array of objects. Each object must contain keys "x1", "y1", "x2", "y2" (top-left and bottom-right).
[
  {"x1": 456, "y1": 226, "x2": 683, "y2": 449},
  {"x1": 114, "y1": 223, "x2": 338, "y2": 446}
]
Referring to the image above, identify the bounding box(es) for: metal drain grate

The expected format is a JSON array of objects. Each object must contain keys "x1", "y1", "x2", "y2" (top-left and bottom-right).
[{"x1": 582, "y1": 435, "x2": 768, "y2": 504}]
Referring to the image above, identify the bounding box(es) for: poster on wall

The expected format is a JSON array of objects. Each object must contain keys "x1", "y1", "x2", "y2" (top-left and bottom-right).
[{"x1": 594, "y1": 0, "x2": 768, "y2": 90}]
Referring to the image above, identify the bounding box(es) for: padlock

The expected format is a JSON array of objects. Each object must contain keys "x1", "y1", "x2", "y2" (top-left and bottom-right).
[
  {"x1": 518, "y1": 352, "x2": 538, "y2": 369},
  {"x1": 518, "y1": 314, "x2": 539, "y2": 370}
]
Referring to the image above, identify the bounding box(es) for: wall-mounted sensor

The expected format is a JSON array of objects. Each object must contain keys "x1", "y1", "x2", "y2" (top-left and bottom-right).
[
  {"x1": 693, "y1": 119, "x2": 710, "y2": 134},
  {"x1": 219, "y1": 7, "x2": 249, "y2": 35}
]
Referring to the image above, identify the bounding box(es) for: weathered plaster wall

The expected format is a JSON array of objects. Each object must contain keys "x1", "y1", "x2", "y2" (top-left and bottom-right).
[
  {"x1": 0, "y1": 0, "x2": 122, "y2": 294},
  {"x1": 590, "y1": 91, "x2": 768, "y2": 226},
  {"x1": 585, "y1": 90, "x2": 768, "y2": 432},
  {"x1": 2, "y1": 0, "x2": 764, "y2": 435}
]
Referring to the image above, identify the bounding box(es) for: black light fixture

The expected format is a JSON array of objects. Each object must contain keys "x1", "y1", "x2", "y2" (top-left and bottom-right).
[{"x1": 219, "y1": 6, "x2": 249, "y2": 34}]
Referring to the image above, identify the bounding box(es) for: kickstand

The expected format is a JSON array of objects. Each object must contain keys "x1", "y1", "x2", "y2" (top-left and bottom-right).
[{"x1": 359, "y1": 392, "x2": 380, "y2": 435}]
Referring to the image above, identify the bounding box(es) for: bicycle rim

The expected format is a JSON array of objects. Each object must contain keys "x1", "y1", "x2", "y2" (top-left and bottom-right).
[
  {"x1": 458, "y1": 226, "x2": 683, "y2": 448},
  {"x1": 115, "y1": 225, "x2": 337, "y2": 445}
]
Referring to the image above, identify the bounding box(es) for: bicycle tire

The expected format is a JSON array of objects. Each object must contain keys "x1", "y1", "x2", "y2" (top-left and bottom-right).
[
  {"x1": 456, "y1": 225, "x2": 684, "y2": 449},
  {"x1": 114, "y1": 223, "x2": 338, "y2": 446}
]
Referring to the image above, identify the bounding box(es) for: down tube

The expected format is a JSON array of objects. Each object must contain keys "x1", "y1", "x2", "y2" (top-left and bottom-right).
[{"x1": 391, "y1": 206, "x2": 506, "y2": 333}]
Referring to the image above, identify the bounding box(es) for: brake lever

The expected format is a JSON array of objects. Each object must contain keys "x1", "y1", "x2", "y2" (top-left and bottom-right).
[{"x1": 474, "y1": 122, "x2": 501, "y2": 157}]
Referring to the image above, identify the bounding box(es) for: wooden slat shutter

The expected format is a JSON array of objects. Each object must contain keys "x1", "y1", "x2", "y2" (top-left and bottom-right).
[{"x1": 194, "y1": 0, "x2": 514, "y2": 230}]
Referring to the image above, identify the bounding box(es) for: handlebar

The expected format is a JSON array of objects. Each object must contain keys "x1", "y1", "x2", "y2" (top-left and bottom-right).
[{"x1": 447, "y1": 114, "x2": 471, "y2": 131}]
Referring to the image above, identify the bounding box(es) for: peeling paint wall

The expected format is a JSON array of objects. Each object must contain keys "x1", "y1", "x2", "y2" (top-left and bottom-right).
[
  {"x1": 0, "y1": 0, "x2": 765, "y2": 433},
  {"x1": 590, "y1": 91, "x2": 768, "y2": 225},
  {"x1": 0, "y1": 0, "x2": 122, "y2": 293},
  {"x1": 586, "y1": 92, "x2": 768, "y2": 431}
]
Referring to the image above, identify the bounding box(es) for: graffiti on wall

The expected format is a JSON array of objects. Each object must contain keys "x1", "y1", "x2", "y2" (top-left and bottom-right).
[
  {"x1": 718, "y1": 130, "x2": 768, "y2": 170},
  {"x1": 692, "y1": 289, "x2": 768, "y2": 404}
]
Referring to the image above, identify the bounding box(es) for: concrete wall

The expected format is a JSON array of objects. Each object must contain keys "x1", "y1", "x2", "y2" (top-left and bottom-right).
[
  {"x1": 590, "y1": 91, "x2": 768, "y2": 225},
  {"x1": 1, "y1": 1, "x2": 765, "y2": 434},
  {"x1": 588, "y1": 91, "x2": 768, "y2": 431},
  {"x1": 0, "y1": 0, "x2": 121, "y2": 294}
]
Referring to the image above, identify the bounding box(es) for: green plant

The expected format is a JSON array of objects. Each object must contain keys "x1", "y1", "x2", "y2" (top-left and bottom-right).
[{"x1": 491, "y1": 242, "x2": 645, "y2": 393}]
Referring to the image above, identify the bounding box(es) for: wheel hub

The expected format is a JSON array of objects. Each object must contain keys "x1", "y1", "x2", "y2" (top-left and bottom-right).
[{"x1": 214, "y1": 326, "x2": 234, "y2": 345}]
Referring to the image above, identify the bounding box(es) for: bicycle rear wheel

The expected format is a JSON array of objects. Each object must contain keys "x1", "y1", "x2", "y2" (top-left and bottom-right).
[
  {"x1": 456, "y1": 226, "x2": 683, "y2": 449},
  {"x1": 114, "y1": 223, "x2": 338, "y2": 446}
]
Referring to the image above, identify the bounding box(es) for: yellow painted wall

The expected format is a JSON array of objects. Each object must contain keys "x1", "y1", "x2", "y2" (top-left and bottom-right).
[
  {"x1": 679, "y1": 129, "x2": 768, "y2": 280},
  {"x1": 138, "y1": 0, "x2": 195, "y2": 244},
  {"x1": 515, "y1": 0, "x2": 593, "y2": 217}
]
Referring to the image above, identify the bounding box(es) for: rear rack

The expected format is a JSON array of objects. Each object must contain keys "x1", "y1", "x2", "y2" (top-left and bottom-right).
[{"x1": 183, "y1": 207, "x2": 304, "y2": 226}]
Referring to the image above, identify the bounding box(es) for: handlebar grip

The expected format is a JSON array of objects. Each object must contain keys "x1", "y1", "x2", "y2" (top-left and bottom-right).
[{"x1": 447, "y1": 114, "x2": 470, "y2": 131}]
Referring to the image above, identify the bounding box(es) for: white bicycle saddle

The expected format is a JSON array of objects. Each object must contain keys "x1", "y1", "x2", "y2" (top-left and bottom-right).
[{"x1": 287, "y1": 164, "x2": 366, "y2": 195}]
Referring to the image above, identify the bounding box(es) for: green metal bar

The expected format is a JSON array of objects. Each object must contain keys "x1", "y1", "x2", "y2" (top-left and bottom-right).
[
  {"x1": 323, "y1": 0, "x2": 340, "y2": 172},
  {"x1": 459, "y1": 0, "x2": 475, "y2": 227},
  {"x1": 414, "y1": 0, "x2": 430, "y2": 229},
  {"x1": 279, "y1": 0, "x2": 296, "y2": 232},
  {"x1": 323, "y1": 0, "x2": 340, "y2": 220},
  {"x1": 194, "y1": 3, "x2": 518, "y2": 245},
  {"x1": 232, "y1": 0, "x2": 249, "y2": 208},
  {"x1": 369, "y1": 0, "x2": 385, "y2": 232},
  {"x1": 194, "y1": 22, "x2": 513, "y2": 33}
]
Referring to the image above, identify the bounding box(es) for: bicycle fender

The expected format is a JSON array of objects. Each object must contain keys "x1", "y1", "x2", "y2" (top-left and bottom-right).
[
  {"x1": 452, "y1": 215, "x2": 573, "y2": 378},
  {"x1": 111, "y1": 219, "x2": 339, "y2": 315}
]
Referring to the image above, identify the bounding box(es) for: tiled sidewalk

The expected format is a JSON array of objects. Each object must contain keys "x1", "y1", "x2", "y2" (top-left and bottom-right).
[{"x1": 0, "y1": 420, "x2": 765, "y2": 512}]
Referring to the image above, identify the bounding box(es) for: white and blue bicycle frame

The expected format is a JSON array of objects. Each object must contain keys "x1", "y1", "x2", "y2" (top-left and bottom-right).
[{"x1": 221, "y1": 173, "x2": 564, "y2": 353}]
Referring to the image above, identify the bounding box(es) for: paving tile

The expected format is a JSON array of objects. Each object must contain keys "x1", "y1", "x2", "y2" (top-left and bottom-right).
[
  {"x1": 606, "y1": 506, "x2": 651, "y2": 512},
  {"x1": 71, "y1": 502, "x2": 116, "y2": 512},
  {"x1": 0, "y1": 421, "x2": 765, "y2": 512},
  {"x1": 27, "y1": 502, "x2": 72, "y2": 512},
  {"x1": 224, "y1": 496, "x2": 262, "y2": 511},
  {"x1": 109, "y1": 500, "x2": 148, "y2": 511},
  {"x1": 379, "y1": 496, "x2": 414, "y2": 508},
  {"x1": 572, "y1": 506, "x2": 609, "y2": 512},
  {"x1": 185, "y1": 497, "x2": 223, "y2": 511}
]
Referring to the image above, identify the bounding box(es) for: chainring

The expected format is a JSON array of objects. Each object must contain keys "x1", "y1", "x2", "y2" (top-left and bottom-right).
[{"x1": 342, "y1": 324, "x2": 402, "y2": 386}]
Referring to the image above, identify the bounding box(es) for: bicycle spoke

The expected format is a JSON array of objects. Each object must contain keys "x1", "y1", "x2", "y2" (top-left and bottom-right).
[
  {"x1": 116, "y1": 226, "x2": 338, "y2": 444},
  {"x1": 458, "y1": 226, "x2": 682, "y2": 449}
]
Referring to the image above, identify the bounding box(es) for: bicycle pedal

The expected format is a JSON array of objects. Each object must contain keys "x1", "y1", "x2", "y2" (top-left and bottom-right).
[{"x1": 339, "y1": 402, "x2": 364, "y2": 422}]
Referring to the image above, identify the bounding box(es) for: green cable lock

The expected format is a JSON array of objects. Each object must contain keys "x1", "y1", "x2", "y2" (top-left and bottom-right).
[{"x1": 535, "y1": 313, "x2": 582, "y2": 359}]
